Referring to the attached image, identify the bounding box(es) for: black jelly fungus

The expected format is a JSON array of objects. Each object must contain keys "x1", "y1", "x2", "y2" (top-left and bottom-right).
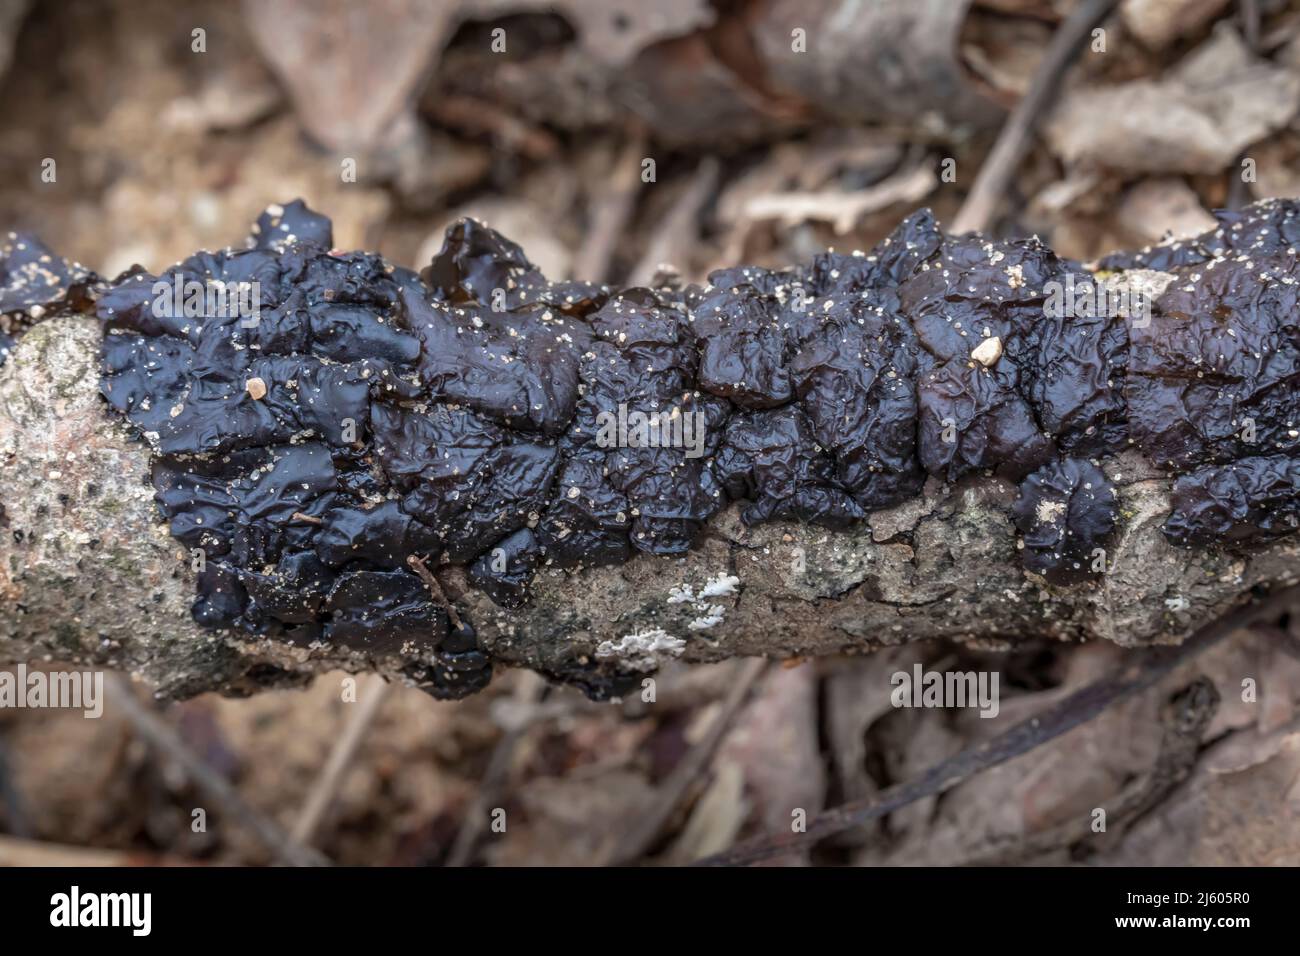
[
  {"x1": 1163, "y1": 454, "x2": 1300, "y2": 548},
  {"x1": 1012, "y1": 458, "x2": 1117, "y2": 585},
  {"x1": 69, "y1": 197, "x2": 1300, "y2": 698}
]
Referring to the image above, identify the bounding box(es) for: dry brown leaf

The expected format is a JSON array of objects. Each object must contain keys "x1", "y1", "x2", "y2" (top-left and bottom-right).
[
  {"x1": 1121, "y1": 0, "x2": 1232, "y2": 51},
  {"x1": 872, "y1": 643, "x2": 1164, "y2": 865},
  {"x1": 962, "y1": 11, "x2": 1053, "y2": 97},
  {"x1": 714, "y1": 664, "x2": 824, "y2": 837},
  {"x1": 1102, "y1": 725, "x2": 1300, "y2": 865},
  {"x1": 621, "y1": 32, "x2": 798, "y2": 148},
  {"x1": 243, "y1": 0, "x2": 455, "y2": 151},
  {"x1": 660, "y1": 761, "x2": 749, "y2": 864},
  {"x1": 1046, "y1": 25, "x2": 1300, "y2": 174},
  {"x1": 1115, "y1": 177, "x2": 1217, "y2": 246},
  {"x1": 464, "y1": 0, "x2": 715, "y2": 67},
  {"x1": 752, "y1": 0, "x2": 1002, "y2": 132},
  {"x1": 484, "y1": 769, "x2": 655, "y2": 866}
]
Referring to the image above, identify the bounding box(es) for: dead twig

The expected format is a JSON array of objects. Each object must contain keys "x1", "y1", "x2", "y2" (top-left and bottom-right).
[
  {"x1": 104, "y1": 673, "x2": 328, "y2": 867},
  {"x1": 0, "y1": 737, "x2": 32, "y2": 839},
  {"x1": 628, "y1": 156, "x2": 719, "y2": 288},
  {"x1": 959, "y1": 675, "x2": 1221, "y2": 865},
  {"x1": 445, "y1": 671, "x2": 547, "y2": 867},
  {"x1": 574, "y1": 135, "x2": 646, "y2": 284},
  {"x1": 951, "y1": 0, "x2": 1121, "y2": 234},
  {"x1": 696, "y1": 584, "x2": 1300, "y2": 866},
  {"x1": 610, "y1": 657, "x2": 768, "y2": 865},
  {"x1": 425, "y1": 94, "x2": 559, "y2": 161},
  {"x1": 290, "y1": 673, "x2": 391, "y2": 846},
  {"x1": 742, "y1": 162, "x2": 936, "y2": 235}
]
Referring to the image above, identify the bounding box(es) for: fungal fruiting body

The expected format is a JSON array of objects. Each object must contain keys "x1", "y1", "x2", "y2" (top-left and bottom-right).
[{"x1": 7, "y1": 198, "x2": 1300, "y2": 698}]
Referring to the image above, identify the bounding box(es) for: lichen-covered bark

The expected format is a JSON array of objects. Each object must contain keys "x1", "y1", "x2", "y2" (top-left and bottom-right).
[{"x1": 3, "y1": 314, "x2": 1298, "y2": 699}]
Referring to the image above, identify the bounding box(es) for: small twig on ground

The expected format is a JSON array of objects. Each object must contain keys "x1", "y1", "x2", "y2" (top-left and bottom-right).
[
  {"x1": 951, "y1": 0, "x2": 1121, "y2": 234},
  {"x1": 610, "y1": 657, "x2": 768, "y2": 865},
  {"x1": 104, "y1": 674, "x2": 328, "y2": 867},
  {"x1": 1239, "y1": 0, "x2": 1262, "y2": 52},
  {"x1": 959, "y1": 675, "x2": 1221, "y2": 865},
  {"x1": 574, "y1": 134, "x2": 646, "y2": 284},
  {"x1": 0, "y1": 737, "x2": 33, "y2": 839},
  {"x1": 696, "y1": 584, "x2": 1300, "y2": 866},
  {"x1": 445, "y1": 671, "x2": 548, "y2": 867},
  {"x1": 424, "y1": 94, "x2": 559, "y2": 161},
  {"x1": 627, "y1": 156, "x2": 720, "y2": 287},
  {"x1": 742, "y1": 161, "x2": 936, "y2": 235},
  {"x1": 290, "y1": 511, "x2": 322, "y2": 525},
  {"x1": 290, "y1": 673, "x2": 391, "y2": 846}
]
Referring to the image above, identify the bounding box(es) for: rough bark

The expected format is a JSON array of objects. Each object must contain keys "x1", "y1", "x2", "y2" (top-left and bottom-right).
[{"x1": 3, "y1": 313, "x2": 1298, "y2": 699}]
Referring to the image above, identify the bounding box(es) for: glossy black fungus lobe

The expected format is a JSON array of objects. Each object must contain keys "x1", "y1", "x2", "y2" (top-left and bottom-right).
[
  {"x1": 1098, "y1": 199, "x2": 1300, "y2": 273},
  {"x1": 1126, "y1": 250, "x2": 1300, "y2": 469},
  {"x1": 1012, "y1": 458, "x2": 1117, "y2": 584},
  {"x1": 1163, "y1": 455, "x2": 1300, "y2": 548},
  {"x1": 0, "y1": 231, "x2": 94, "y2": 365}
]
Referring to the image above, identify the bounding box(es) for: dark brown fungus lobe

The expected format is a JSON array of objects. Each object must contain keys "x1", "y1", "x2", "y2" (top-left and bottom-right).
[
  {"x1": 1098, "y1": 198, "x2": 1300, "y2": 272},
  {"x1": 1125, "y1": 249, "x2": 1300, "y2": 470},
  {"x1": 0, "y1": 231, "x2": 95, "y2": 366},
  {"x1": 1012, "y1": 458, "x2": 1117, "y2": 585},
  {"x1": 251, "y1": 199, "x2": 334, "y2": 252},
  {"x1": 713, "y1": 406, "x2": 865, "y2": 528},
  {"x1": 1164, "y1": 455, "x2": 1300, "y2": 548},
  {"x1": 324, "y1": 569, "x2": 446, "y2": 654},
  {"x1": 918, "y1": 359, "x2": 1055, "y2": 482},
  {"x1": 468, "y1": 527, "x2": 544, "y2": 608}
]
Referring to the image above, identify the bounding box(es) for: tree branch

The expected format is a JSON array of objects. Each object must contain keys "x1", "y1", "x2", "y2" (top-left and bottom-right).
[{"x1": 2, "y1": 228, "x2": 1298, "y2": 701}]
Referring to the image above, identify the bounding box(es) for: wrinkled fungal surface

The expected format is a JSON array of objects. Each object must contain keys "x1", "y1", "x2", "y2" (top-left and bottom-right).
[
  {"x1": 6, "y1": 196, "x2": 1300, "y2": 698},
  {"x1": 1012, "y1": 458, "x2": 1117, "y2": 584},
  {"x1": 1163, "y1": 455, "x2": 1300, "y2": 548},
  {"x1": 0, "y1": 231, "x2": 93, "y2": 365}
]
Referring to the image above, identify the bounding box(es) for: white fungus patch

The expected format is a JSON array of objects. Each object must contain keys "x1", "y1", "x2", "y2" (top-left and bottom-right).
[
  {"x1": 667, "y1": 584, "x2": 697, "y2": 604},
  {"x1": 699, "y1": 573, "x2": 741, "y2": 598},
  {"x1": 595, "y1": 629, "x2": 686, "y2": 670},
  {"x1": 688, "y1": 604, "x2": 726, "y2": 630}
]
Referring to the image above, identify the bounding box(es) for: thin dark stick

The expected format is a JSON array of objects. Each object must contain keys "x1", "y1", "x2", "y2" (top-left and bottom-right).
[
  {"x1": 611, "y1": 658, "x2": 767, "y2": 865},
  {"x1": 445, "y1": 673, "x2": 547, "y2": 867},
  {"x1": 951, "y1": 0, "x2": 1121, "y2": 235},
  {"x1": 695, "y1": 583, "x2": 1300, "y2": 867},
  {"x1": 0, "y1": 737, "x2": 32, "y2": 839},
  {"x1": 574, "y1": 134, "x2": 646, "y2": 284},
  {"x1": 290, "y1": 673, "x2": 391, "y2": 845},
  {"x1": 105, "y1": 674, "x2": 329, "y2": 867}
]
